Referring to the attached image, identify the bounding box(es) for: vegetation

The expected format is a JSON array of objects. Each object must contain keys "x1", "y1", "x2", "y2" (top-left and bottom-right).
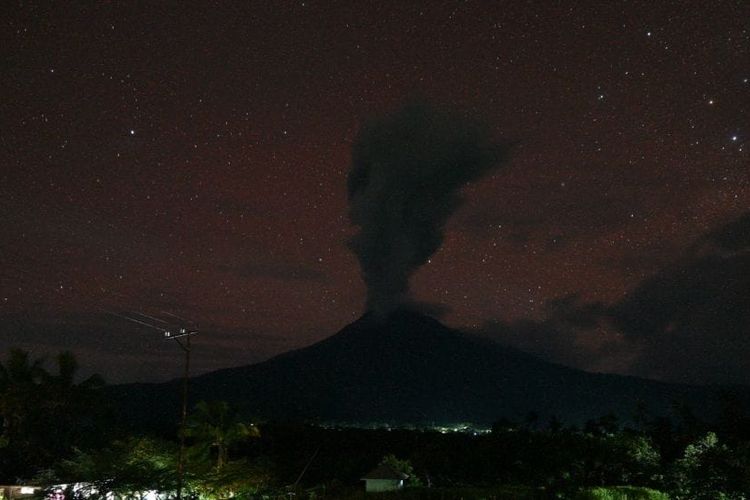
[
  {"x1": 379, "y1": 454, "x2": 421, "y2": 487},
  {"x1": 185, "y1": 400, "x2": 260, "y2": 471},
  {"x1": 2, "y1": 348, "x2": 750, "y2": 498},
  {"x1": 49, "y1": 436, "x2": 178, "y2": 497},
  {"x1": 317, "y1": 485, "x2": 546, "y2": 499},
  {"x1": 0, "y1": 349, "x2": 111, "y2": 480},
  {"x1": 575, "y1": 486, "x2": 669, "y2": 500}
]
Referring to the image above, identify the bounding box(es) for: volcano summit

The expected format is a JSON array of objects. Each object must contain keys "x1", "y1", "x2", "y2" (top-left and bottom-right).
[{"x1": 115, "y1": 310, "x2": 734, "y2": 429}]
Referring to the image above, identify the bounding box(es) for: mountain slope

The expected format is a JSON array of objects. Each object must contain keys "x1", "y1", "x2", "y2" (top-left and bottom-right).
[{"x1": 113, "y1": 310, "x2": 740, "y2": 429}]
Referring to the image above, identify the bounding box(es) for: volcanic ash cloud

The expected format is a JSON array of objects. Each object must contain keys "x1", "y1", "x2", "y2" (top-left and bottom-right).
[{"x1": 347, "y1": 102, "x2": 510, "y2": 315}]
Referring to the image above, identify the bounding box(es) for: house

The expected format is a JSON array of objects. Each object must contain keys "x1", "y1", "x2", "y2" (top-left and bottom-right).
[
  {"x1": 361, "y1": 463, "x2": 409, "y2": 493},
  {"x1": 0, "y1": 485, "x2": 42, "y2": 499}
]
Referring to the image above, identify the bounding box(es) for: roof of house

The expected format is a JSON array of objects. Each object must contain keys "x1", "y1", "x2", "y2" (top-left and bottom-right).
[{"x1": 361, "y1": 463, "x2": 409, "y2": 480}]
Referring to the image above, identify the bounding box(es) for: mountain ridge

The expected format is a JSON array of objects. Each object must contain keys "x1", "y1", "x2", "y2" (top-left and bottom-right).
[{"x1": 112, "y1": 310, "x2": 747, "y2": 430}]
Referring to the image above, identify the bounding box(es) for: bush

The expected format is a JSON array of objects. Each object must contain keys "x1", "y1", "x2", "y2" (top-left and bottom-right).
[
  {"x1": 576, "y1": 486, "x2": 670, "y2": 500},
  {"x1": 668, "y1": 432, "x2": 750, "y2": 499},
  {"x1": 313, "y1": 485, "x2": 545, "y2": 499}
]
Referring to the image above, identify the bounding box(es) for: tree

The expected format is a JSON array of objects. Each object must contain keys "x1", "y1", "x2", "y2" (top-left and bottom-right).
[
  {"x1": 185, "y1": 400, "x2": 259, "y2": 471},
  {"x1": 0, "y1": 349, "x2": 46, "y2": 440},
  {"x1": 669, "y1": 432, "x2": 750, "y2": 499},
  {"x1": 50, "y1": 436, "x2": 178, "y2": 498},
  {"x1": 0, "y1": 349, "x2": 50, "y2": 479},
  {"x1": 43, "y1": 351, "x2": 110, "y2": 458},
  {"x1": 380, "y1": 454, "x2": 422, "y2": 487},
  {"x1": 0, "y1": 349, "x2": 110, "y2": 481}
]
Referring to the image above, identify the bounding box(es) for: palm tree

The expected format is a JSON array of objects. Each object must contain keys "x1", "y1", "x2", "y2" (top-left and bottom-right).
[
  {"x1": 184, "y1": 400, "x2": 259, "y2": 470},
  {"x1": 44, "y1": 350, "x2": 105, "y2": 408},
  {"x1": 0, "y1": 349, "x2": 109, "y2": 481},
  {"x1": 0, "y1": 349, "x2": 50, "y2": 481},
  {"x1": 42, "y1": 351, "x2": 108, "y2": 455},
  {"x1": 0, "y1": 349, "x2": 47, "y2": 440}
]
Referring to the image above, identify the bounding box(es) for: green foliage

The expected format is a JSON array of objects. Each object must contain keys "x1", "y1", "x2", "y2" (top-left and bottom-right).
[
  {"x1": 380, "y1": 454, "x2": 422, "y2": 487},
  {"x1": 318, "y1": 484, "x2": 545, "y2": 499},
  {"x1": 576, "y1": 486, "x2": 670, "y2": 500},
  {"x1": 667, "y1": 431, "x2": 750, "y2": 499},
  {"x1": 185, "y1": 400, "x2": 260, "y2": 471},
  {"x1": 49, "y1": 436, "x2": 178, "y2": 498},
  {"x1": 187, "y1": 457, "x2": 275, "y2": 499},
  {"x1": 2, "y1": 345, "x2": 749, "y2": 499},
  {"x1": 42, "y1": 431, "x2": 273, "y2": 499}
]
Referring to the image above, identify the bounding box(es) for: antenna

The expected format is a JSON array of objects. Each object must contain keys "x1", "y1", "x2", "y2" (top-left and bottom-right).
[
  {"x1": 163, "y1": 328, "x2": 198, "y2": 340},
  {"x1": 104, "y1": 310, "x2": 165, "y2": 332},
  {"x1": 131, "y1": 311, "x2": 169, "y2": 325}
]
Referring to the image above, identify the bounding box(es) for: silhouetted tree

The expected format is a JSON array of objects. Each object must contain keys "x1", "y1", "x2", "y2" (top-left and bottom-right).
[
  {"x1": 668, "y1": 432, "x2": 750, "y2": 499},
  {"x1": 43, "y1": 351, "x2": 109, "y2": 458},
  {"x1": 50, "y1": 436, "x2": 178, "y2": 498},
  {"x1": 185, "y1": 400, "x2": 259, "y2": 470},
  {"x1": 0, "y1": 349, "x2": 109, "y2": 481},
  {"x1": 380, "y1": 454, "x2": 422, "y2": 487}
]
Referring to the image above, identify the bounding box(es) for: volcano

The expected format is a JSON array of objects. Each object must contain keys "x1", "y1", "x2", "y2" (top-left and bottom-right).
[{"x1": 114, "y1": 310, "x2": 738, "y2": 429}]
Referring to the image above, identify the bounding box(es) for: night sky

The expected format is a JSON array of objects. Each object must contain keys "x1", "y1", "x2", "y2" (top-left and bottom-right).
[{"x1": 2, "y1": 1, "x2": 748, "y2": 384}]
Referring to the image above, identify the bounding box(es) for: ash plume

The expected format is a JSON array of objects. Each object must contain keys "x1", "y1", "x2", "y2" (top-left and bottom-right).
[{"x1": 347, "y1": 102, "x2": 510, "y2": 314}]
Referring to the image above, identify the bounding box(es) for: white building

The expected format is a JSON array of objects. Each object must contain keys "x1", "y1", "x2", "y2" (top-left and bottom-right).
[
  {"x1": 0, "y1": 485, "x2": 42, "y2": 499},
  {"x1": 361, "y1": 464, "x2": 408, "y2": 493}
]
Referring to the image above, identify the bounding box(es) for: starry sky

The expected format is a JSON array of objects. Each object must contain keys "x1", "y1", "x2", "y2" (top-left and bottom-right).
[{"x1": 1, "y1": 1, "x2": 748, "y2": 384}]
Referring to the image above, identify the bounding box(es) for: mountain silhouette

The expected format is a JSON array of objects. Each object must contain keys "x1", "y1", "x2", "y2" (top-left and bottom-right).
[{"x1": 113, "y1": 309, "x2": 744, "y2": 429}]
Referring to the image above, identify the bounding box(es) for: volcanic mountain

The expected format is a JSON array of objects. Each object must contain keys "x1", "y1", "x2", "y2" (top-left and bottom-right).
[{"x1": 114, "y1": 310, "x2": 738, "y2": 429}]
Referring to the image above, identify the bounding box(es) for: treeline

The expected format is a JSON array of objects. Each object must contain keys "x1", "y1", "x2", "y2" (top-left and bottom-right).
[
  {"x1": 2, "y1": 349, "x2": 750, "y2": 499},
  {"x1": 0, "y1": 349, "x2": 112, "y2": 480},
  {"x1": 253, "y1": 412, "x2": 750, "y2": 498}
]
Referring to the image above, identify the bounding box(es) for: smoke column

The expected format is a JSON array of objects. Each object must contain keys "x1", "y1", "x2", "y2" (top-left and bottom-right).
[{"x1": 347, "y1": 102, "x2": 510, "y2": 314}]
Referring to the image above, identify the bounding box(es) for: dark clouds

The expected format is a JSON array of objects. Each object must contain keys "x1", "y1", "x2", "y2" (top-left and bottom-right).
[
  {"x1": 609, "y1": 212, "x2": 750, "y2": 385},
  {"x1": 472, "y1": 294, "x2": 630, "y2": 375},
  {"x1": 1, "y1": 2, "x2": 748, "y2": 383},
  {"x1": 347, "y1": 103, "x2": 509, "y2": 313},
  {"x1": 478, "y1": 213, "x2": 750, "y2": 385},
  {"x1": 704, "y1": 213, "x2": 750, "y2": 253}
]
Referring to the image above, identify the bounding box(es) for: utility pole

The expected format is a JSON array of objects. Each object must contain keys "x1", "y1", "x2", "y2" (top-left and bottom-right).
[
  {"x1": 164, "y1": 327, "x2": 198, "y2": 500},
  {"x1": 106, "y1": 310, "x2": 198, "y2": 500}
]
